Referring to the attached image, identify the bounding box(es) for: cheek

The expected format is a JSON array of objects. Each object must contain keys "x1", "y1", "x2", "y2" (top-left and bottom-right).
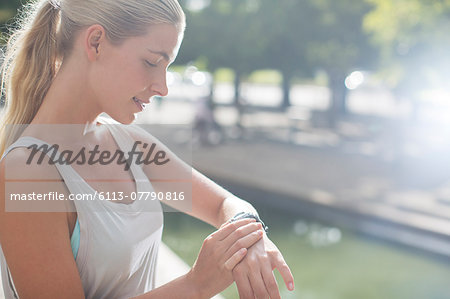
[
  {"x1": 115, "y1": 57, "x2": 150, "y2": 92},
  {"x1": 130, "y1": 63, "x2": 151, "y2": 90},
  {"x1": 98, "y1": 59, "x2": 148, "y2": 100}
]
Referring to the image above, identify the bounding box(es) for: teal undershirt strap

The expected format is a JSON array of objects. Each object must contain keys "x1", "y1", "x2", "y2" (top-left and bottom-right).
[{"x1": 70, "y1": 219, "x2": 80, "y2": 259}]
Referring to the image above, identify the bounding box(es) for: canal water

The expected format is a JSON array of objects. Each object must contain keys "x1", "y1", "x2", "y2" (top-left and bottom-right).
[{"x1": 162, "y1": 206, "x2": 450, "y2": 299}]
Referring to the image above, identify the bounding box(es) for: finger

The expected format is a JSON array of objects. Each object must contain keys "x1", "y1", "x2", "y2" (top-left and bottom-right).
[
  {"x1": 224, "y1": 229, "x2": 263, "y2": 259},
  {"x1": 222, "y1": 222, "x2": 262, "y2": 247},
  {"x1": 261, "y1": 262, "x2": 280, "y2": 299},
  {"x1": 233, "y1": 269, "x2": 253, "y2": 299},
  {"x1": 249, "y1": 268, "x2": 270, "y2": 299},
  {"x1": 273, "y1": 254, "x2": 294, "y2": 292},
  {"x1": 219, "y1": 219, "x2": 229, "y2": 229},
  {"x1": 211, "y1": 218, "x2": 256, "y2": 241},
  {"x1": 220, "y1": 215, "x2": 237, "y2": 228},
  {"x1": 223, "y1": 248, "x2": 247, "y2": 271}
]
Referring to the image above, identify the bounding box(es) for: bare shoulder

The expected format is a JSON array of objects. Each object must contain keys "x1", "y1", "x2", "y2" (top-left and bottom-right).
[
  {"x1": 124, "y1": 124, "x2": 195, "y2": 169},
  {"x1": 125, "y1": 123, "x2": 168, "y2": 149},
  {"x1": 98, "y1": 116, "x2": 170, "y2": 150},
  {"x1": 1, "y1": 146, "x2": 62, "y2": 180},
  {"x1": 0, "y1": 148, "x2": 85, "y2": 298}
]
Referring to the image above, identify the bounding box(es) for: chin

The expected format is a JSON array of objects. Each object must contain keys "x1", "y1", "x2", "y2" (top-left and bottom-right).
[{"x1": 107, "y1": 112, "x2": 136, "y2": 125}]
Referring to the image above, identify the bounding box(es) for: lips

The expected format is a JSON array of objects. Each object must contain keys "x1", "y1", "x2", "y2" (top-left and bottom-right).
[
  {"x1": 132, "y1": 97, "x2": 148, "y2": 111},
  {"x1": 133, "y1": 97, "x2": 150, "y2": 104}
]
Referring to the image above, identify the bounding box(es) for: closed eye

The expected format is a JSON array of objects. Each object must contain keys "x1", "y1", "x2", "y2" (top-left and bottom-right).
[{"x1": 145, "y1": 60, "x2": 157, "y2": 67}]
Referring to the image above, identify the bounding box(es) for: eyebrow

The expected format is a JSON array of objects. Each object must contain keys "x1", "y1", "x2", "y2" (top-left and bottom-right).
[{"x1": 147, "y1": 48, "x2": 171, "y2": 62}]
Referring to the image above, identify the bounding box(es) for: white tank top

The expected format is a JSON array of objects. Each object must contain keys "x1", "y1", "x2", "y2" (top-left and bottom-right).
[{"x1": 0, "y1": 118, "x2": 164, "y2": 298}]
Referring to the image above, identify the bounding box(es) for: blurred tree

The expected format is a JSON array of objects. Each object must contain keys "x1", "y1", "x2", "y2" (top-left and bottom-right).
[
  {"x1": 181, "y1": 0, "x2": 266, "y2": 106},
  {"x1": 179, "y1": 0, "x2": 378, "y2": 122},
  {"x1": 364, "y1": 0, "x2": 450, "y2": 120},
  {"x1": 258, "y1": 0, "x2": 316, "y2": 110},
  {"x1": 179, "y1": 0, "x2": 317, "y2": 111},
  {"x1": 177, "y1": 0, "x2": 268, "y2": 129},
  {"x1": 307, "y1": 0, "x2": 377, "y2": 126}
]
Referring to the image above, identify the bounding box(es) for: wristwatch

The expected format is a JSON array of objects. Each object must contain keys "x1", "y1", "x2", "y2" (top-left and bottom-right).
[{"x1": 229, "y1": 212, "x2": 268, "y2": 233}]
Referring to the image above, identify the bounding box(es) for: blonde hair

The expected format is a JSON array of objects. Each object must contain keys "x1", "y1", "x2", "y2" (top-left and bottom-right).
[{"x1": 0, "y1": 0, "x2": 186, "y2": 157}]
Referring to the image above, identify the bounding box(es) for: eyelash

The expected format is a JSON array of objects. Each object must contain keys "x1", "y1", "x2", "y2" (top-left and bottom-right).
[{"x1": 145, "y1": 60, "x2": 157, "y2": 68}]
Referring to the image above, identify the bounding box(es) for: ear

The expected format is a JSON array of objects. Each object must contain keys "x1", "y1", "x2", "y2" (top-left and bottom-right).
[{"x1": 84, "y1": 24, "x2": 106, "y2": 61}]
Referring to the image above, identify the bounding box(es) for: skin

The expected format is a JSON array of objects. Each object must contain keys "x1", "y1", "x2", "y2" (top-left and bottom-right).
[{"x1": 0, "y1": 22, "x2": 294, "y2": 298}]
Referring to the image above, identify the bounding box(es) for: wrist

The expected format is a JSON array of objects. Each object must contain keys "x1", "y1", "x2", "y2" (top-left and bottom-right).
[{"x1": 229, "y1": 211, "x2": 269, "y2": 233}]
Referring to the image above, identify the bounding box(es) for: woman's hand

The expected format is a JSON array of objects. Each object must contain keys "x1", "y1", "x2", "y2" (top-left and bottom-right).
[
  {"x1": 232, "y1": 234, "x2": 294, "y2": 299},
  {"x1": 186, "y1": 218, "x2": 265, "y2": 298}
]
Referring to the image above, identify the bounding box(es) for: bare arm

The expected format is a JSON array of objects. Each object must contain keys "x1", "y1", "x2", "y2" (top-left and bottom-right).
[
  {"x1": 0, "y1": 150, "x2": 85, "y2": 299},
  {"x1": 126, "y1": 125, "x2": 259, "y2": 228},
  {"x1": 130, "y1": 272, "x2": 197, "y2": 299}
]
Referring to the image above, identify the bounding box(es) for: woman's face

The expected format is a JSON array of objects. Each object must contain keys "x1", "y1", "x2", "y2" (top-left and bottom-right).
[{"x1": 90, "y1": 23, "x2": 182, "y2": 124}]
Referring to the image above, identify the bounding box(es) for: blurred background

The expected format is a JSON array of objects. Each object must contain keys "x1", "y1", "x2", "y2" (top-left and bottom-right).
[{"x1": 2, "y1": 0, "x2": 450, "y2": 298}]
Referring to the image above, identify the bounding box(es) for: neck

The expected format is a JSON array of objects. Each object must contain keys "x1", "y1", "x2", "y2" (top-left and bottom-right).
[
  {"x1": 32, "y1": 57, "x2": 101, "y2": 126},
  {"x1": 27, "y1": 56, "x2": 106, "y2": 143}
]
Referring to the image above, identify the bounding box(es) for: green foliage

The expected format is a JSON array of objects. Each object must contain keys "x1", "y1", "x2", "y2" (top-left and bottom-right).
[
  {"x1": 257, "y1": 0, "x2": 316, "y2": 76},
  {"x1": 177, "y1": 0, "x2": 378, "y2": 112},
  {"x1": 179, "y1": 0, "x2": 319, "y2": 77},
  {"x1": 247, "y1": 69, "x2": 282, "y2": 85},
  {"x1": 364, "y1": 0, "x2": 450, "y2": 96},
  {"x1": 308, "y1": 0, "x2": 376, "y2": 74},
  {"x1": 214, "y1": 68, "x2": 234, "y2": 83},
  {"x1": 0, "y1": 0, "x2": 25, "y2": 32}
]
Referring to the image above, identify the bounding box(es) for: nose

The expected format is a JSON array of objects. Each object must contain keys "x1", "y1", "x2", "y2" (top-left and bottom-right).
[{"x1": 149, "y1": 70, "x2": 169, "y2": 97}]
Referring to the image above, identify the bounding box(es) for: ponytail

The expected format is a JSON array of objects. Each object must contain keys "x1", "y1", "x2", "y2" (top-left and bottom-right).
[{"x1": 0, "y1": 0, "x2": 61, "y2": 157}]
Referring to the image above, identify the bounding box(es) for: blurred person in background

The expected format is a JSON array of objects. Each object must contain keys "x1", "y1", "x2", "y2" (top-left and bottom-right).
[
  {"x1": 193, "y1": 95, "x2": 223, "y2": 146},
  {"x1": 0, "y1": 0, "x2": 293, "y2": 298}
]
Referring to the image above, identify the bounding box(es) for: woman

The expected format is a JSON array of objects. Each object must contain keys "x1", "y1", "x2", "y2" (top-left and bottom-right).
[{"x1": 0, "y1": 0, "x2": 294, "y2": 298}]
